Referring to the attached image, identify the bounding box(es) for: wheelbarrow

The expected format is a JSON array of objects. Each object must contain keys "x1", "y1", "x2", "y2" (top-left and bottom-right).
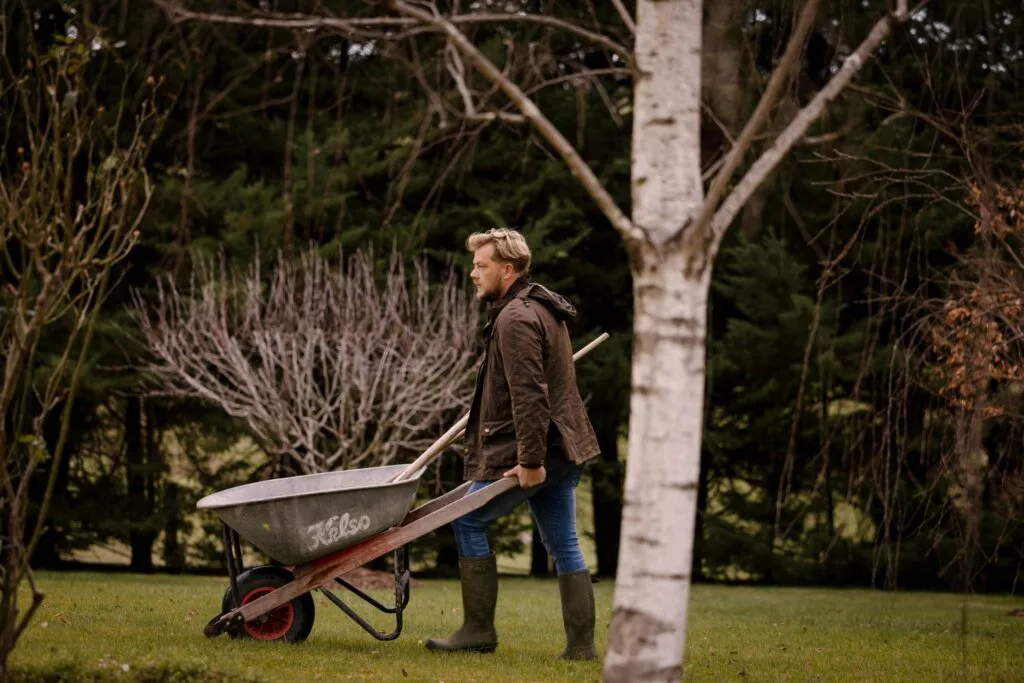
[{"x1": 198, "y1": 332, "x2": 608, "y2": 644}]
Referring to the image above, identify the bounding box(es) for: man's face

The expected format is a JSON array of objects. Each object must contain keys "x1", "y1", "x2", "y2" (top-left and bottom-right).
[{"x1": 470, "y1": 243, "x2": 511, "y2": 302}]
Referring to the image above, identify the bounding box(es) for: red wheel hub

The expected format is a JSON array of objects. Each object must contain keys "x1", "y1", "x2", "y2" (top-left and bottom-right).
[{"x1": 240, "y1": 586, "x2": 294, "y2": 640}]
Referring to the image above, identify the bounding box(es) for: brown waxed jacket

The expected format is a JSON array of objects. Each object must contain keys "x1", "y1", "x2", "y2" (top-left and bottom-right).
[{"x1": 462, "y1": 277, "x2": 601, "y2": 481}]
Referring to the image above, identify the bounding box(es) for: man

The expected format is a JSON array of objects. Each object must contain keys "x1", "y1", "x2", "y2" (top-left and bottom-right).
[{"x1": 425, "y1": 228, "x2": 601, "y2": 661}]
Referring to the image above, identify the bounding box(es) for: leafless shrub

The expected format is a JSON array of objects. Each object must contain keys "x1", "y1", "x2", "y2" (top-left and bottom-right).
[{"x1": 131, "y1": 246, "x2": 480, "y2": 475}]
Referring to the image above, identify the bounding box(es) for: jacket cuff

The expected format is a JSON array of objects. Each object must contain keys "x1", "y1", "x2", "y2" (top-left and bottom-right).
[{"x1": 519, "y1": 461, "x2": 543, "y2": 469}]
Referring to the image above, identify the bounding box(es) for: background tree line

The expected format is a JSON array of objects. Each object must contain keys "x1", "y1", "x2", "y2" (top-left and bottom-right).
[{"x1": 6, "y1": 0, "x2": 1023, "y2": 598}]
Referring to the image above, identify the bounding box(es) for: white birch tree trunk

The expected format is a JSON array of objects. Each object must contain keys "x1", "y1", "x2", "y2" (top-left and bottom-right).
[
  {"x1": 604, "y1": 247, "x2": 711, "y2": 682},
  {"x1": 603, "y1": 1, "x2": 709, "y2": 680}
]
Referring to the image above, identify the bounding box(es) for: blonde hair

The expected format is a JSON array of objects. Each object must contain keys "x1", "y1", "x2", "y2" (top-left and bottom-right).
[{"x1": 466, "y1": 228, "x2": 532, "y2": 273}]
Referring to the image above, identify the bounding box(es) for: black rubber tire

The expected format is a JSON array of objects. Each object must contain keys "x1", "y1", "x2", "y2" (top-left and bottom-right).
[{"x1": 221, "y1": 566, "x2": 315, "y2": 643}]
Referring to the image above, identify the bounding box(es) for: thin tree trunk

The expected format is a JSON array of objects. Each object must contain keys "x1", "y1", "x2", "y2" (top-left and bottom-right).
[
  {"x1": 591, "y1": 418, "x2": 623, "y2": 578},
  {"x1": 740, "y1": 187, "x2": 769, "y2": 239},
  {"x1": 821, "y1": 374, "x2": 835, "y2": 541},
  {"x1": 765, "y1": 461, "x2": 782, "y2": 584},
  {"x1": 701, "y1": 0, "x2": 744, "y2": 136},
  {"x1": 691, "y1": 447, "x2": 711, "y2": 583},
  {"x1": 126, "y1": 396, "x2": 155, "y2": 573},
  {"x1": 697, "y1": 0, "x2": 743, "y2": 582},
  {"x1": 162, "y1": 482, "x2": 185, "y2": 573},
  {"x1": 28, "y1": 408, "x2": 74, "y2": 569}
]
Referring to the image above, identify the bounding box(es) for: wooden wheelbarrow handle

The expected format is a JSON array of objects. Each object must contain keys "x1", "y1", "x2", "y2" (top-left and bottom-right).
[{"x1": 389, "y1": 332, "x2": 610, "y2": 483}]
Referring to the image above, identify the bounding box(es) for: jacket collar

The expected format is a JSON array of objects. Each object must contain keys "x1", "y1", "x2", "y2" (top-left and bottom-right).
[{"x1": 486, "y1": 276, "x2": 530, "y2": 320}]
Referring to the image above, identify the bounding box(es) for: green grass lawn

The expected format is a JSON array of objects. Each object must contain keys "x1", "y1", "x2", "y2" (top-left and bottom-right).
[{"x1": 10, "y1": 571, "x2": 1023, "y2": 682}]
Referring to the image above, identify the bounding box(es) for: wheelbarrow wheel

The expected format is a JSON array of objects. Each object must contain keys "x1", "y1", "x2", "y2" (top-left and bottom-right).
[{"x1": 222, "y1": 566, "x2": 315, "y2": 643}]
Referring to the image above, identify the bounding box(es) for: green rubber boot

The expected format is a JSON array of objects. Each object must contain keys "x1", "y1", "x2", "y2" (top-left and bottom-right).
[
  {"x1": 425, "y1": 554, "x2": 498, "y2": 654},
  {"x1": 558, "y1": 570, "x2": 598, "y2": 661}
]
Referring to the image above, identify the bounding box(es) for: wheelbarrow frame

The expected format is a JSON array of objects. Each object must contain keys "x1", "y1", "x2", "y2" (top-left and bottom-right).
[
  {"x1": 204, "y1": 477, "x2": 518, "y2": 640},
  {"x1": 218, "y1": 519, "x2": 413, "y2": 641}
]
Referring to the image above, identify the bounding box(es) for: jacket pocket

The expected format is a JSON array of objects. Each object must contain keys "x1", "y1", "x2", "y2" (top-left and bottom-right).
[{"x1": 480, "y1": 418, "x2": 517, "y2": 468}]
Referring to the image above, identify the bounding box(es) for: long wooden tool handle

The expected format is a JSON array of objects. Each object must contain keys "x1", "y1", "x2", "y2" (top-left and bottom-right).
[{"x1": 390, "y1": 331, "x2": 610, "y2": 482}]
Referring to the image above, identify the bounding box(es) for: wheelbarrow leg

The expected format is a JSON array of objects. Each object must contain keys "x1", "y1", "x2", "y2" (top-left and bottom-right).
[
  {"x1": 318, "y1": 546, "x2": 411, "y2": 641},
  {"x1": 222, "y1": 523, "x2": 243, "y2": 609},
  {"x1": 206, "y1": 524, "x2": 243, "y2": 638}
]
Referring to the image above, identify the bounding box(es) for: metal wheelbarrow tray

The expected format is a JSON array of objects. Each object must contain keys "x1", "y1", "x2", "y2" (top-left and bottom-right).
[
  {"x1": 198, "y1": 464, "x2": 425, "y2": 566},
  {"x1": 198, "y1": 464, "x2": 517, "y2": 643}
]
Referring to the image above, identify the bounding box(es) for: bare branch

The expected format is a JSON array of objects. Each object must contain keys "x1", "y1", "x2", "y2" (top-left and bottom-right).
[
  {"x1": 444, "y1": 40, "x2": 527, "y2": 124},
  {"x1": 708, "y1": 3, "x2": 922, "y2": 245},
  {"x1": 688, "y1": 0, "x2": 822, "y2": 241},
  {"x1": 156, "y1": 1, "x2": 632, "y2": 60},
  {"x1": 446, "y1": 42, "x2": 476, "y2": 117},
  {"x1": 464, "y1": 111, "x2": 527, "y2": 124},
  {"x1": 453, "y1": 13, "x2": 631, "y2": 62},
  {"x1": 407, "y1": 38, "x2": 451, "y2": 128},
  {"x1": 389, "y1": 0, "x2": 642, "y2": 243},
  {"x1": 610, "y1": 0, "x2": 636, "y2": 35},
  {"x1": 154, "y1": 0, "x2": 409, "y2": 36}
]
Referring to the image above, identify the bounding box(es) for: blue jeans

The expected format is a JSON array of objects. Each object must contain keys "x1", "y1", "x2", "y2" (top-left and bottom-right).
[{"x1": 452, "y1": 464, "x2": 587, "y2": 574}]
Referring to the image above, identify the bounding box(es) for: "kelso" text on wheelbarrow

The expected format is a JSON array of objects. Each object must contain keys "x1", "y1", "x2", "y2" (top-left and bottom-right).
[{"x1": 307, "y1": 512, "x2": 372, "y2": 551}]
